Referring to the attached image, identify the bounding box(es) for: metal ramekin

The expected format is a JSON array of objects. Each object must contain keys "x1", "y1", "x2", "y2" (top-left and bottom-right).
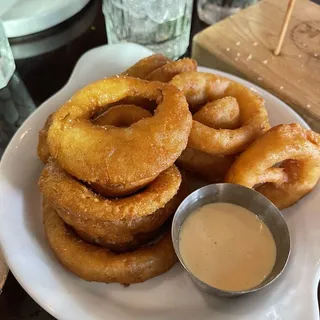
[{"x1": 172, "y1": 183, "x2": 291, "y2": 297}]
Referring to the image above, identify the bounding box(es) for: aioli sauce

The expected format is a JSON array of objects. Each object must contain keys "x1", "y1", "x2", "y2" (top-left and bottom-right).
[{"x1": 179, "y1": 203, "x2": 276, "y2": 291}]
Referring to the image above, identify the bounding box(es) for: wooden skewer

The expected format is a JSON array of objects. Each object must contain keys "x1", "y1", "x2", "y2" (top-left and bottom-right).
[{"x1": 274, "y1": 0, "x2": 296, "y2": 56}]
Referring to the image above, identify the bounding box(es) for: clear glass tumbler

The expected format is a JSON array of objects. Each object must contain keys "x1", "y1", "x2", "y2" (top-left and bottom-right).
[
  {"x1": 197, "y1": 0, "x2": 258, "y2": 25},
  {"x1": 0, "y1": 21, "x2": 15, "y2": 89},
  {"x1": 102, "y1": 0, "x2": 194, "y2": 60}
]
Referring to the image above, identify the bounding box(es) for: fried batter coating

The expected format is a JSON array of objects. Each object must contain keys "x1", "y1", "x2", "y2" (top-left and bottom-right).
[
  {"x1": 39, "y1": 160, "x2": 181, "y2": 244},
  {"x1": 43, "y1": 201, "x2": 177, "y2": 284},
  {"x1": 171, "y1": 72, "x2": 270, "y2": 155},
  {"x1": 47, "y1": 77, "x2": 192, "y2": 187},
  {"x1": 226, "y1": 124, "x2": 320, "y2": 209}
]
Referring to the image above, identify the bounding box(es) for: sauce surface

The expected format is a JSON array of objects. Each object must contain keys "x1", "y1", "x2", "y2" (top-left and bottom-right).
[{"x1": 179, "y1": 202, "x2": 276, "y2": 291}]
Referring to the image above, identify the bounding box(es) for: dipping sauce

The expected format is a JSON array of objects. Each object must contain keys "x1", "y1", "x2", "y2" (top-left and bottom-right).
[{"x1": 179, "y1": 203, "x2": 276, "y2": 291}]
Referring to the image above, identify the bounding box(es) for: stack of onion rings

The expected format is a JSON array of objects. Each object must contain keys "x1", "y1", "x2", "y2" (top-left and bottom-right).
[
  {"x1": 38, "y1": 83, "x2": 191, "y2": 283},
  {"x1": 226, "y1": 123, "x2": 320, "y2": 209},
  {"x1": 39, "y1": 159, "x2": 182, "y2": 250},
  {"x1": 40, "y1": 104, "x2": 185, "y2": 249},
  {"x1": 38, "y1": 56, "x2": 320, "y2": 285}
]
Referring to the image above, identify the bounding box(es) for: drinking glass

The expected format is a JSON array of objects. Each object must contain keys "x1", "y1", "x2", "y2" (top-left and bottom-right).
[
  {"x1": 0, "y1": 20, "x2": 15, "y2": 89},
  {"x1": 102, "y1": 0, "x2": 194, "y2": 60},
  {"x1": 197, "y1": 0, "x2": 258, "y2": 25},
  {"x1": 0, "y1": 72, "x2": 36, "y2": 157}
]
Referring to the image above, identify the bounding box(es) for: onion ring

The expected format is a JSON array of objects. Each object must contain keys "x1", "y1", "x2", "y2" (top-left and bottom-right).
[
  {"x1": 47, "y1": 77, "x2": 192, "y2": 187},
  {"x1": 43, "y1": 201, "x2": 177, "y2": 284},
  {"x1": 193, "y1": 97, "x2": 240, "y2": 129},
  {"x1": 38, "y1": 105, "x2": 155, "y2": 196},
  {"x1": 176, "y1": 94, "x2": 240, "y2": 182},
  {"x1": 73, "y1": 228, "x2": 159, "y2": 253},
  {"x1": 38, "y1": 105, "x2": 152, "y2": 165},
  {"x1": 145, "y1": 58, "x2": 197, "y2": 82},
  {"x1": 74, "y1": 183, "x2": 186, "y2": 252},
  {"x1": 39, "y1": 159, "x2": 181, "y2": 245},
  {"x1": 226, "y1": 123, "x2": 320, "y2": 209},
  {"x1": 92, "y1": 105, "x2": 154, "y2": 197},
  {"x1": 121, "y1": 54, "x2": 171, "y2": 79},
  {"x1": 177, "y1": 148, "x2": 235, "y2": 183},
  {"x1": 170, "y1": 72, "x2": 270, "y2": 155}
]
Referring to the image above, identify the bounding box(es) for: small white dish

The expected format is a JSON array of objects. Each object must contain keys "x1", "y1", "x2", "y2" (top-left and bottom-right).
[{"x1": 0, "y1": 43, "x2": 319, "y2": 320}]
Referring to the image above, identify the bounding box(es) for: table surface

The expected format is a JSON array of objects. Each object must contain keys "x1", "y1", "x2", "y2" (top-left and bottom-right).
[{"x1": 0, "y1": 0, "x2": 319, "y2": 319}]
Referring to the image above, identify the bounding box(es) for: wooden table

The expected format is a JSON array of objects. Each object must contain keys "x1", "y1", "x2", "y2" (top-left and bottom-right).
[{"x1": 0, "y1": 1, "x2": 318, "y2": 319}]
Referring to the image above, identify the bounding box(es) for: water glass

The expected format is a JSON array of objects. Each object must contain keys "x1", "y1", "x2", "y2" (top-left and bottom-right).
[
  {"x1": 0, "y1": 73, "x2": 36, "y2": 157},
  {"x1": 102, "y1": 0, "x2": 194, "y2": 60},
  {"x1": 197, "y1": 0, "x2": 258, "y2": 25},
  {"x1": 0, "y1": 21, "x2": 15, "y2": 89}
]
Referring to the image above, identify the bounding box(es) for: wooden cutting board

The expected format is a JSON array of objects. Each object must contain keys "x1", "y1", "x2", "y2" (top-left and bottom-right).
[{"x1": 192, "y1": 0, "x2": 320, "y2": 131}]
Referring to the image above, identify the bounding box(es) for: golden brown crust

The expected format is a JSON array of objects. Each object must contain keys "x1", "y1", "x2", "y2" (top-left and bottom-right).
[
  {"x1": 193, "y1": 97, "x2": 240, "y2": 130},
  {"x1": 47, "y1": 77, "x2": 192, "y2": 186},
  {"x1": 73, "y1": 227, "x2": 159, "y2": 253},
  {"x1": 90, "y1": 174, "x2": 157, "y2": 198},
  {"x1": 39, "y1": 159, "x2": 181, "y2": 243},
  {"x1": 121, "y1": 54, "x2": 172, "y2": 79},
  {"x1": 121, "y1": 55, "x2": 197, "y2": 83},
  {"x1": 74, "y1": 179, "x2": 187, "y2": 251},
  {"x1": 177, "y1": 147, "x2": 235, "y2": 183},
  {"x1": 170, "y1": 72, "x2": 270, "y2": 155},
  {"x1": 145, "y1": 58, "x2": 197, "y2": 83},
  {"x1": 226, "y1": 123, "x2": 320, "y2": 209},
  {"x1": 38, "y1": 106, "x2": 156, "y2": 197},
  {"x1": 92, "y1": 105, "x2": 154, "y2": 197},
  {"x1": 43, "y1": 201, "x2": 177, "y2": 284}
]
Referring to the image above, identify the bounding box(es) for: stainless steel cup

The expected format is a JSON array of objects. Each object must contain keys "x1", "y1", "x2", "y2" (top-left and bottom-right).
[{"x1": 172, "y1": 183, "x2": 291, "y2": 297}]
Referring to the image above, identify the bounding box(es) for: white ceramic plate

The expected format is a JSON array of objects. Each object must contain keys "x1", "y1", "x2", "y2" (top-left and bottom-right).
[
  {"x1": 0, "y1": 43, "x2": 319, "y2": 320},
  {"x1": 1, "y1": 0, "x2": 90, "y2": 38}
]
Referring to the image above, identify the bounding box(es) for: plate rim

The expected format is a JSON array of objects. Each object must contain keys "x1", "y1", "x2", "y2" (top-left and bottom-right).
[{"x1": 0, "y1": 43, "x2": 315, "y2": 319}]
